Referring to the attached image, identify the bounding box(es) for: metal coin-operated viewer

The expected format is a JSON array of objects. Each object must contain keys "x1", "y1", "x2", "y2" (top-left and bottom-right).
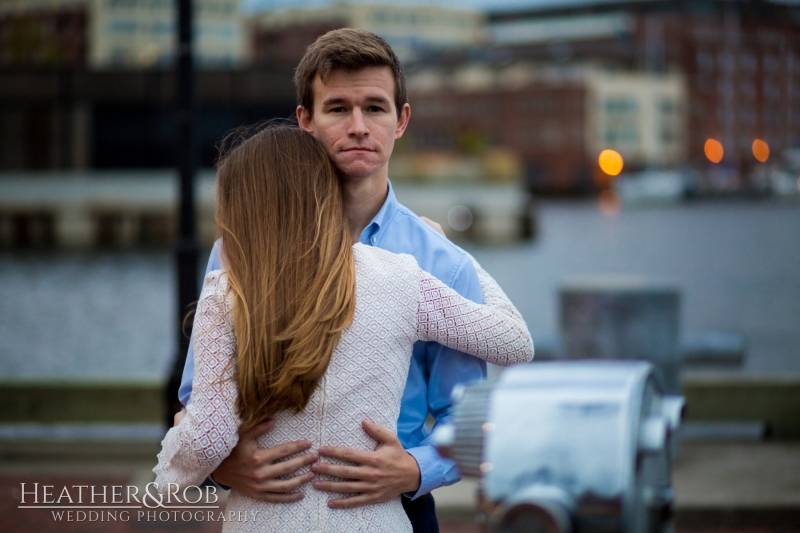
[{"x1": 433, "y1": 361, "x2": 685, "y2": 533}]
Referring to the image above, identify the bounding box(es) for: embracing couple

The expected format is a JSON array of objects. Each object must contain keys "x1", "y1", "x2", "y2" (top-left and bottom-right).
[{"x1": 153, "y1": 29, "x2": 534, "y2": 532}]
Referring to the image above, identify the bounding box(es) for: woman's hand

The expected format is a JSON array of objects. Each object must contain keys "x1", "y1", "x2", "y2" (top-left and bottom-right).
[
  {"x1": 420, "y1": 216, "x2": 446, "y2": 237},
  {"x1": 173, "y1": 407, "x2": 186, "y2": 426}
]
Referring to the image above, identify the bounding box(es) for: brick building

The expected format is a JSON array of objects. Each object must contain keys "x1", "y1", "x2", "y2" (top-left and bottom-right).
[
  {"x1": 656, "y1": 11, "x2": 800, "y2": 181},
  {"x1": 248, "y1": 3, "x2": 486, "y2": 66},
  {"x1": 0, "y1": 5, "x2": 86, "y2": 67},
  {"x1": 406, "y1": 64, "x2": 685, "y2": 194},
  {"x1": 408, "y1": 72, "x2": 589, "y2": 193},
  {"x1": 485, "y1": 1, "x2": 800, "y2": 189},
  {"x1": 0, "y1": 0, "x2": 243, "y2": 68}
]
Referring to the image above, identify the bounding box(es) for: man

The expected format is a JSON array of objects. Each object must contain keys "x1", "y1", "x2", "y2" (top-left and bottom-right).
[{"x1": 178, "y1": 28, "x2": 512, "y2": 532}]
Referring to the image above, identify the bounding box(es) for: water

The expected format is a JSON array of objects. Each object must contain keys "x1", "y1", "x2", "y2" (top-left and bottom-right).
[
  {"x1": 0, "y1": 252, "x2": 177, "y2": 382},
  {"x1": 471, "y1": 201, "x2": 800, "y2": 376},
  {"x1": 1, "y1": 201, "x2": 798, "y2": 381}
]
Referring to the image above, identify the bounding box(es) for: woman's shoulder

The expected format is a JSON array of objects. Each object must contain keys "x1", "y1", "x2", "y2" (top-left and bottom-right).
[
  {"x1": 352, "y1": 244, "x2": 421, "y2": 312},
  {"x1": 353, "y1": 243, "x2": 420, "y2": 275},
  {"x1": 199, "y1": 269, "x2": 231, "y2": 305}
]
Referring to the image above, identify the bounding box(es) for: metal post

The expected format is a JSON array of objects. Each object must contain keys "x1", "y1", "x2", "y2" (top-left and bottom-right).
[{"x1": 166, "y1": 0, "x2": 199, "y2": 428}]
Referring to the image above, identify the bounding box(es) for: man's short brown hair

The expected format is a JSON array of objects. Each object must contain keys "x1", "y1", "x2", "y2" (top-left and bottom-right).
[{"x1": 294, "y1": 28, "x2": 408, "y2": 117}]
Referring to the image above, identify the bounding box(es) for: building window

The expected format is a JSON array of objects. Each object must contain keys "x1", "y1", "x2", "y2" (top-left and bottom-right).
[
  {"x1": 740, "y1": 51, "x2": 757, "y2": 73},
  {"x1": 600, "y1": 96, "x2": 639, "y2": 150},
  {"x1": 696, "y1": 50, "x2": 714, "y2": 72}
]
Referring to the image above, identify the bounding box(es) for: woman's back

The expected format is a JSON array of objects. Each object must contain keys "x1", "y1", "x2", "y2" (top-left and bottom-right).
[{"x1": 221, "y1": 244, "x2": 420, "y2": 532}]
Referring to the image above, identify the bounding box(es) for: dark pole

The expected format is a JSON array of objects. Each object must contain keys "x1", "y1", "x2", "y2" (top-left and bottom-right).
[{"x1": 166, "y1": 0, "x2": 199, "y2": 428}]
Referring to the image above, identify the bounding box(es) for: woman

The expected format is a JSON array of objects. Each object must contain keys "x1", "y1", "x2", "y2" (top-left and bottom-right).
[{"x1": 154, "y1": 124, "x2": 533, "y2": 532}]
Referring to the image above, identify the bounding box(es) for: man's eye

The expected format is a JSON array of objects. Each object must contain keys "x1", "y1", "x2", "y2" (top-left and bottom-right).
[
  {"x1": 368, "y1": 105, "x2": 385, "y2": 113},
  {"x1": 330, "y1": 107, "x2": 346, "y2": 113}
]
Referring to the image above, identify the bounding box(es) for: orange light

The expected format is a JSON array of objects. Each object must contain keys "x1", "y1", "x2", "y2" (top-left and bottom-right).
[
  {"x1": 599, "y1": 189, "x2": 621, "y2": 216},
  {"x1": 752, "y1": 139, "x2": 770, "y2": 163},
  {"x1": 598, "y1": 149, "x2": 624, "y2": 176},
  {"x1": 704, "y1": 139, "x2": 724, "y2": 163}
]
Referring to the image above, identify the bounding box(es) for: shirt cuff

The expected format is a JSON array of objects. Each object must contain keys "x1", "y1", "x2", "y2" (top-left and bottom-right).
[
  {"x1": 206, "y1": 474, "x2": 230, "y2": 491},
  {"x1": 403, "y1": 445, "x2": 459, "y2": 500}
]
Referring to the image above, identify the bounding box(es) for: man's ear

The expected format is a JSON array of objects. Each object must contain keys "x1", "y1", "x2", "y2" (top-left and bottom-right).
[
  {"x1": 297, "y1": 106, "x2": 313, "y2": 133},
  {"x1": 395, "y1": 103, "x2": 411, "y2": 139}
]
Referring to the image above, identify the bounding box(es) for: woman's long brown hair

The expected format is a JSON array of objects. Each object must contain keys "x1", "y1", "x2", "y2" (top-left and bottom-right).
[{"x1": 215, "y1": 124, "x2": 356, "y2": 433}]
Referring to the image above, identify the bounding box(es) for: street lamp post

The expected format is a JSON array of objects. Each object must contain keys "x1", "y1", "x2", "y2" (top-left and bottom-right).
[{"x1": 166, "y1": 0, "x2": 200, "y2": 428}]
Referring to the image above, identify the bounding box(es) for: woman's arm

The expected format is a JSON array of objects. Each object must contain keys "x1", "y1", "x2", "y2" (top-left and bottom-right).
[
  {"x1": 153, "y1": 271, "x2": 241, "y2": 491},
  {"x1": 416, "y1": 254, "x2": 534, "y2": 366}
]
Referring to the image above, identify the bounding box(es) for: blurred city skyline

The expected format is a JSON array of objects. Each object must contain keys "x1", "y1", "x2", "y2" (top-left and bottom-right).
[
  {"x1": 1, "y1": 0, "x2": 799, "y2": 252},
  {"x1": 244, "y1": 0, "x2": 800, "y2": 13}
]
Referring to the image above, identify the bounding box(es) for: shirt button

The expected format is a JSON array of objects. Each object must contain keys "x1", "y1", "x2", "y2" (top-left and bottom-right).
[{"x1": 371, "y1": 236, "x2": 377, "y2": 245}]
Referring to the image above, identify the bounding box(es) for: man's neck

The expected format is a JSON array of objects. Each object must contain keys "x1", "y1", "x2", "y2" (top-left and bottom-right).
[{"x1": 342, "y1": 174, "x2": 389, "y2": 244}]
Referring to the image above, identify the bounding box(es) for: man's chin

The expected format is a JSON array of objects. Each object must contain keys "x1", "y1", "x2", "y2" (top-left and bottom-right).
[{"x1": 336, "y1": 160, "x2": 385, "y2": 181}]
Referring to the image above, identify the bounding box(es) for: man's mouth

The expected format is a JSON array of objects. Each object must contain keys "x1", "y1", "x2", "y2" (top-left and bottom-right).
[{"x1": 342, "y1": 147, "x2": 375, "y2": 152}]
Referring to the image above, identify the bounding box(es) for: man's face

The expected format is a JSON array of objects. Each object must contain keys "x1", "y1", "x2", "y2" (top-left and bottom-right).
[{"x1": 297, "y1": 66, "x2": 410, "y2": 182}]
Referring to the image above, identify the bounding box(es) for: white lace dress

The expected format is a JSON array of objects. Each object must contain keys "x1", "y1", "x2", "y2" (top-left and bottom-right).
[{"x1": 154, "y1": 244, "x2": 533, "y2": 533}]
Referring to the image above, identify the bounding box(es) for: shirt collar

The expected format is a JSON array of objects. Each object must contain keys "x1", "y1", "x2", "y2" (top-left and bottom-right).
[{"x1": 358, "y1": 180, "x2": 399, "y2": 246}]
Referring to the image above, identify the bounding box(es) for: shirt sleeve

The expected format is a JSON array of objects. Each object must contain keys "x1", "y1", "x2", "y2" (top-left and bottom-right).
[
  {"x1": 178, "y1": 240, "x2": 223, "y2": 406},
  {"x1": 154, "y1": 271, "x2": 241, "y2": 491}
]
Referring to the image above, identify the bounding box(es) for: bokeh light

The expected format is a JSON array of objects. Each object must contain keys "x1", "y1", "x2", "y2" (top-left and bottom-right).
[
  {"x1": 598, "y1": 149, "x2": 624, "y2": 176},
  {"x1": 447, "y1": 205, "x2": 473, "y2": 231},
  {"x1": 752, "y1": 139, "x2": 770, "y2": 163},
  {"x1": 598, "y1": 189, "x2": 621, "y2": 216},
  {"x1": 704, "y1": 139, "x2": 724, "y2": 163}
]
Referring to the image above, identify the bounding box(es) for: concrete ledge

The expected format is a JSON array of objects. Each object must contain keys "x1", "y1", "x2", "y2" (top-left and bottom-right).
[
  {"x1": 0, "y1": 440, "x2": 161, "y2": 463},
  {"x1": 682, "y1": 377, "x2": 800, "y2": 439},
  {"x1": 435, "y1": 508, "x2": 800, "y2": 529},
  {"x1": 675, "y1": 507, "x2": 800, "y2": 529},
  {"x1": 2, "y1": 376, "x2": 799, "y2": 438},
  {"x1": 434, "y1": 442, "x2": 800, "y2": 526},
  {"x1": 0, "y1": 381, "x2": 164, "y2": 423}
]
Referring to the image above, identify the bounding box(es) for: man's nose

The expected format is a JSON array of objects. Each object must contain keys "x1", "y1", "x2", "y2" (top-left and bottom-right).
[{"x1": 347, "y1": 108, "x2": 369, "y2": 137}]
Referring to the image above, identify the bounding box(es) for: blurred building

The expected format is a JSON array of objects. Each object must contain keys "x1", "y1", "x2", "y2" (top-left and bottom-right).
[
  {"x1": 587, "y1": 70, "x2": 686, "y2": 170},
  {"x1": 485, "y1": 0, "x2": 800, "y2": 190},
  {"x1": 248, "y1": 2, "x2": 486, "y2": 65},
  {"x1": 0, "y1": 1, "x2": 290, "y2": 172},
  {"x1": 407, "y1": 64, "x2": 685, "y2": 193},
  {"x1": 0, "y1": 0, "x2": 86, "y2": 66},
  {"x1": 0, "y1": 0, "x2": 243, "y2": 68}
]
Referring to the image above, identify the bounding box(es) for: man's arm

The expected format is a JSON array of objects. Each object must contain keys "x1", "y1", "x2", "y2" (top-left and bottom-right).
[
  {"x1": 178, "y1": 240, "x2": 316, "y2": 502},
  {"x1": 178, "y1": 241, "x2": 221, "y2": 406},
  {"x1": 405, "y1": 254, "x2": 485, "y2": 497},
  {"x1": 404, "y1": 216, "x2": 484, "y2": 497}
]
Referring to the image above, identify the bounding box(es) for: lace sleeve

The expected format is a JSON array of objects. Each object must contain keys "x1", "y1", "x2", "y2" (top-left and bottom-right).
[
  {"x1": 416, "y1": 255, "x2": 534, "y2": 366},
  {"x1": 153, "y1": 271, "x2": 241, "y2": 492}
]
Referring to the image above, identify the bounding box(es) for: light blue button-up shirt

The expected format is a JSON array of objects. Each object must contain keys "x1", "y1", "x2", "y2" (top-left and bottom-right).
[{"x1": 179, "y1": 181, "x2": 486, "y2": 498}]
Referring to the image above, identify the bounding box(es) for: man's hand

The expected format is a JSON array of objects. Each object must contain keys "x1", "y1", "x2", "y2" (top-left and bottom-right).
[
  {"x1": 420, "y1": 216, "x2": 446, "y2": 237},
  {"x1": 212, "y1": 420, "x2": 318, "y2": 503},
  {"x1": 312, "y1": 419, "x2": 421, "y2": 508}
]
